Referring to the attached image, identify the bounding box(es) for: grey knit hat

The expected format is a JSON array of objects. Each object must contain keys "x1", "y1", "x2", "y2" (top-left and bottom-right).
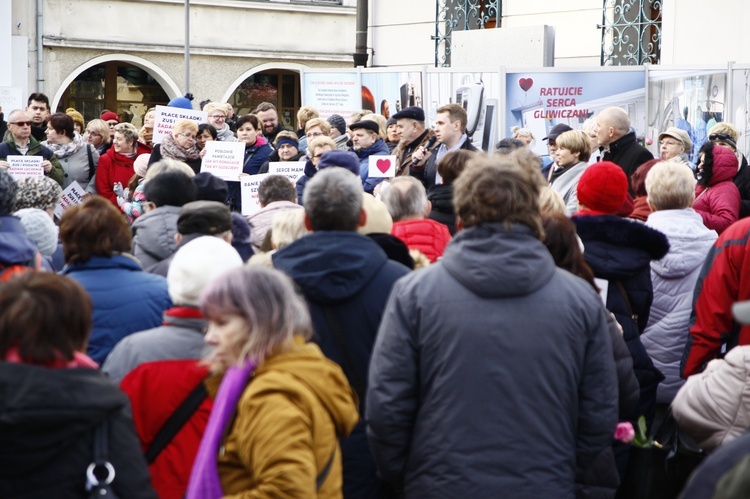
[
  {"x1": 327, "y1": 114, "x2": 347, "y2": 136},
  {"x1": 0, "y1": 169, "x2": 18, "y2": 216}
]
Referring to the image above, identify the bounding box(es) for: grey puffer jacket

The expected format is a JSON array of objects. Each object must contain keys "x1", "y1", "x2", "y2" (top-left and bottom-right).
[
  {"x1": 131, "y1": 205, "x2": 181, "y2": 269},
  {"x1": 366, "y1": 223, "x2": 619, "y2": 498}
]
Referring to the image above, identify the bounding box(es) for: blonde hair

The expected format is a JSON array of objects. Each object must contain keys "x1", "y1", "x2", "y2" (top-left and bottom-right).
[
  {"x1": 708, "y1": 122, "x2": 740, "y2": 141},
  {"x1": 173, "y1": 119, "x2": 199, "y2": 135},
  {"x1": 271, "y1": 210, "x2": 309, "y2": 250},
  {"x1": 203, "y1": 102, "x2": 228, "y2": 117},
  {"x1": 362, "y1": 113, "x2": 388, "y2": 139},
  {"x1": 86, "y1": 119, "x2": 110, "y2": 144},
  {"x1": 305, "y1": 118, "x2": 331, "y2": 136},
  {"x1": 538, "y1": 186, "x2": 568, "y2": 216},
  {"x1": 297, "y1": 106, "x2": 319, "y2": 126},
  {"x1": 645, "y1": 159, "x2": 696, "y2": 211},
  {"x1": 555, "y1": 130, "x2": 592, "y2": 162},
  {"x1": 144, "y1": 158, "x2": 196, "y2": 182},
  {"x1": 308, "y1": 136, "x2": 336, "y2": 156},
  {"x1": 511, "y1": 126, "x2": 534, "y2": 141}
]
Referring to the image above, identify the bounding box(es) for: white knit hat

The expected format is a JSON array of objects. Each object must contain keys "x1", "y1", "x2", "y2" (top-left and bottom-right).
[
  {"x1": 14, "y1": 208, "x2": 59, "y2": 257},
  {"x1": 167, "y1": 236, "x2": 243, "y2": 307}
]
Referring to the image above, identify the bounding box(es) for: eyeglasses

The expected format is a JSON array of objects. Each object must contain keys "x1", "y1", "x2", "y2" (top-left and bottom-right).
[
  {"x1": 306, "y1": 132, "x2": 323, "y2": 139},
  {"x1": 208, "y1": 115, "x2": 226, "y2": 120},
  {"x1": 709, "y1": 133, "x2": 734, "y2": 142},
  {"x1": 177, "y1": 133, "x2": 197, "y2": 140},
  {"x1": 659, "y1": 140, "x2": 681, "y2": 147},
  {"x1": 10, "y1": 121, "x2": 31, "y2": 127}
]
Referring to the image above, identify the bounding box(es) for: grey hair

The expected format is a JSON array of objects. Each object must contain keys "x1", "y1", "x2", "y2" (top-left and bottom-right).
[
  {"x1": 303, "y1": 167, "x2": 363, "y2": 231},
  {"x1": 113, "y1": 122, "x2": 139, "y2": 144},
  {"x1": 380, "y1": 176, "x2": 427, "y2": 222},
  {"x1": 144, "y1": 158, "x2": 196, "y2": 182}
]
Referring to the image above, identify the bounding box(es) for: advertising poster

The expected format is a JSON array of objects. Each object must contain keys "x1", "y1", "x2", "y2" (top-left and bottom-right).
[
  {"x1": 505, "y1": 70, "x2": 646, "y2": 157},
  {"x1": 425, "y1": 71, "x2": 501, "y2": 152},
  {"x1": 360, "y1": 72, "x2": 423, "y2": 120},
  {"x1": 303, "y1": 72, "x2": 360, "y2": 121},
  {"x1": 152, "y1": 105, "x2": 207, "y2": 144}
]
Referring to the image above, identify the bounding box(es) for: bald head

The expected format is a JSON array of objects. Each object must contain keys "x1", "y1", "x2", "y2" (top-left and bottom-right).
[{"x1": 595, "y1": 107, "x2": 631, "y2": 147}]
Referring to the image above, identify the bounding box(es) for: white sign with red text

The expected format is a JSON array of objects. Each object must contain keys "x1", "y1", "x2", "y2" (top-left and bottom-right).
[
  {"x1": 152, "y1": 105, "x2": 206, "y2": 144},
  {"x1": 54, "y1": 181, "x2": 86, "y2": 219},
  {"x1": 240, "y1": 174, "x2": 269, "y2": 217},
  {"x1": 268, "y1": 161, "x2": 306, "y2": 182},
  {"x1": 8, "y1": 155, "x2": 43, "y2": 180},
  {"x1": 201, "y1": 141, "x2": 245, "y2": 182}
]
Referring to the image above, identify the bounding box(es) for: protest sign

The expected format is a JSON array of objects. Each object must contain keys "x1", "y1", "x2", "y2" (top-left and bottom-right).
[
  {"x1": 54, "y1": 181, "x2": 86, "y2": 219},
  {"x1": 368, "y1": 155, "x2": 396, "y2": 178},
  {"x1": 152, "y1": 105, "x2": 206, "y2": 144},
  {"x1": 240, "y1": 174, "x2": 269, "y2": 217},
  {"x1": 8, "y1": 155, "x2": 43, "y2": 180},
  {"x1": 268, "y1": 161, "x2": 306, "y2": 182},
  {"x1": 201, "y1": 141, "x2": 245, "y2": 182}
]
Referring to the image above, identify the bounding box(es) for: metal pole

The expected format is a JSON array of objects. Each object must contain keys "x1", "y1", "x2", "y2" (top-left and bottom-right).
[
  {"x1": 353, "y1": 0, "x2": 368, "y2": 67},
  {"x1": 184, "y1": 0, "x2": 190, "y2": 94}
]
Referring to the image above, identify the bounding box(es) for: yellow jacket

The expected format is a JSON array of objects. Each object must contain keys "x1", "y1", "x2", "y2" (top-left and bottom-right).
[{"x1": 208, "y1": 337, "x2": 359, "y2": 498}]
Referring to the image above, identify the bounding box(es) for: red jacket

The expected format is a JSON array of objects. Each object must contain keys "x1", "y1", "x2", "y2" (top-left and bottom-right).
[
  {"x1": 120, "y1": 359, "x2": 211, "y2": 499},
  {"x1": 683, "y1": 218, "x2": 750, "y2": 377},
  {"x1": 693, "y1": 146, "x2": 741, "y2": 234},
  {"x1": 391, "y1": 218, "x2": 451, "y2": 263},
  {"x1": 96, "y1": 142, "x2": 152, "y2": 205}
]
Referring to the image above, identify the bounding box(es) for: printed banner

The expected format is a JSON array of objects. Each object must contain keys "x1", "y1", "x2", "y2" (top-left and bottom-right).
[
  {"x1": 7, "y1": 155, "x2": 43, "y2": 180},
  {"x1": 201, "y1": 141, "x2": 245, "y2": 182},
  {"x1": 303, "y1": 72, "x2": 360, "y2": 121},
  {"x1": 240, "y1": 174, "x2": 269, "y2": 217},
  {"x1": 54, "y1": 181, "x2": 86, "y2": 219},
  {"x1": 152, "y1": 105, "x2": 206, "y2": 144}
]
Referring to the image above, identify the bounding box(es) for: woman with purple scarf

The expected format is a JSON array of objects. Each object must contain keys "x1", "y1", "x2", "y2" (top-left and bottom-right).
[{"x1": 186, "y1": 266, "x2": 358, "y2": 498}]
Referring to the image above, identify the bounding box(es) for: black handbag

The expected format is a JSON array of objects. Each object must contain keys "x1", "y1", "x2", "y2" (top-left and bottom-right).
[{"x1": 86, "y1": 418, "x2": 119, "y2": 498}]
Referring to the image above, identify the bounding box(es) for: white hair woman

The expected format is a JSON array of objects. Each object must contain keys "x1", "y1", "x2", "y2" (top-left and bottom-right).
[
  {"x1": 186, "y1": 266, "x2": 358, "y2": 498},
  {"x1": 149, "y1": 119, "x2": 202, "y2": 174}
]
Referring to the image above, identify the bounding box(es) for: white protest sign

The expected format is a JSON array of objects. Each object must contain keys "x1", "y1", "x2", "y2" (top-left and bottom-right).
[
  {"x1": 54, "y1": 181, "x2": 86, "y2": 219},
  {"x1": 594, "y1": 278, "x2": 609, "y2": 307},
  {"x1": 7, "y1": 155, "x2": 43, "y2": 180},
  {"x1": 240, "y1": 174, "x2": 269, "y2": 217},
  {"x1": 201, "y1": 141, "x2": 245, "y2": 182},
  {"x1": 0, "y1": 86, "x2": 23, "y2": 114},
  {"x1": 368, "y1": 155, "x2": 396, "y2": 178},
  {"x1": 268, "y1": 161, "x2": 306, "y2": 182},
  {"x1": 152, "y1": 105, "x2": 206, "y2": 144}
]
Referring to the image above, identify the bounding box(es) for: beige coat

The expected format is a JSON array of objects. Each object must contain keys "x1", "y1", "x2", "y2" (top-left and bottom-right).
[{"x1": 672, "y1": 345, "x2": 750, "y2": 451}]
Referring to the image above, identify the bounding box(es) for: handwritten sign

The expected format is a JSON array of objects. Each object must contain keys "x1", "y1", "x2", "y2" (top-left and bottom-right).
[
  {"x1": 268, "y1": 161, "x2": 306, "y2": 182},
  {"x1": 152, "y1": 105, "x2": 206, "y2": 144},
  {"x1": 8, "y1": 155, "x2": 43, "y2": 180},
  {"x1": 54, "y1": 181, "x2": 86, "y2": 219},
  {"x1": 240, "y1": 174, "x2": 269, "y2": 217},
  {"x1": 201, "y1": 141, "x2": 245, "y2": 182},
  {"x1": 368, "y1": 155, "x2": 396, "y2": 178}
]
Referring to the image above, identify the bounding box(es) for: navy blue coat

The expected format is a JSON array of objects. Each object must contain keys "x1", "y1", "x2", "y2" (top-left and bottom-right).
[
  {"x1": 355, "y1": 138, "x2": 391, "y2": 194},
  {"x1": 61, "y1": 254, "x2": 172, "y2": 365},
  {"x1": 273, "y1": 231, "x2": 410, "y2": 499}
]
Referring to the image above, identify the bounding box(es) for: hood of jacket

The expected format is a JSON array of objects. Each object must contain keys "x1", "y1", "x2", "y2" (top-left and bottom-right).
[
  {"x1": 272, "y1": 231, "x2": 389, "y2": 304},
  {"x1": 441, "y1": 223, "x2": 557, "y2": 298},
  {"x1": 131, "y1": 205, "x2": 181, "y2": 262},
  {"x1": 0, "y1": 215, "x2": 38, "y2": 266},
  {"x1": 356, "y1": 138, "x2": 390, "y2": 159},
  {"x1": 646, "y1": 209, "x2": 717, "y2": 278},
  {"x1": 708, "y1": 145, "x2": 740, "y2": 186},
  {"x1": 573, "y1": 214, "x2": 670, "y2": 278},
  {"x1": 0, "y1": 363, "x2": 128, "y2": 476},
  {"x1": 256, "y1": 339, "x2": 358, "y2": 437}
]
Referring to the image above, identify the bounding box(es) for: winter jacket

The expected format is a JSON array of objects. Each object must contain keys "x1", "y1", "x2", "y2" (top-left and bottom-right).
[
  {"x1": 121, "y1": 359, "x2": 211, "y2": 499},
  {"x1": 295, "y1": 159, "x2": 316, "y2": 204},
  {"x1": 226, "y1": 137, "x2": 273, "y2": 212},
  {"x1": 131, "y1": 205, "x2": 181, "y2": 269},
  {"x1": 602, "y1": 131, "x2": 654, "y2": 185},
  {"x1": 682, "y1": 218, "x2": 750, "y2": 377},
  {"x1": 43, "y1": 139, "x2": 99, "y2": 190},
  {"x1": 209, "y1": 338, "x2": 359, "y2": 498},
  {"x1": 628, "y1": 196, "x2": 652, "y2": 222},
  {"x1": 273, "y1": 231, "x2": 410, "y2": 499},
  {"x1": 673, "y1": 345, "x2": 750, "y2": 451},
  {"x1": 733, "y1": 154, "x2": 750, "y2": 219},
  {"x1": 549, "y1": 161, "x2": 589, "y2": 216},
  {"x1": 418, "y1": 137, "x2": 478, "y2": 191},
  {"x1": 366, "y1": 223, "x2": 619, "y2": 498},
  {"x1": 149, "y1": 143, "x2": 202, "y2": 174},
  {"x1": 61, "y1": 254, "x2": 172, "y2": 365},
  {"x1": 246, "y1": 200, "x2": 303, "y2": 251},
  {"x1": 607, "y1": 309, "x2": 641, "y2": 419},
  {"x1": 679, "y1": 430, "x2": 750, "y2": 499},
  {"x1": 102, "y1": 307, "x2": 208, "y2": 383},
  {"x1": 0, "y1": 135, "x2": 64, "y2": 186},
  {"x1": 355, "y1": 138, "x2": 391, "y2": 194},
  {"x1": 393, "y1": 129, "x2": 435, "y2": 178},
  {"x1": 693, "y1": 146, "x2": 741, "y2": 234},
  {"x1": 0, "y1": 362, "x2": 156, "y2": 498},
  {"x1": 258, "y1": 148, "x2": 306, "y2": 174},
  {"x1": 427, "y1": 183, "x2": 457, "y2": 235},
  {"x1": 95, "y1": 142, "x2": 152, "y2": 205},
  {"x1": 391, "y1": 218, "x2": 451, "y2": 263},
  {"x1": 572, "y1": 214, "x2": 669, "y2": 426},
  {"x1": 642, "y1": 209, "x2": 717, "y2": 403},
  {"x1": 0, "y1": 215, "x2": 38, "y2": 267}
]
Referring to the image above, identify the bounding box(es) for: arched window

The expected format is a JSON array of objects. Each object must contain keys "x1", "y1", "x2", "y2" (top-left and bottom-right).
[{"x1": 228, "y1": 70, "x2": 300, "y2": 130}]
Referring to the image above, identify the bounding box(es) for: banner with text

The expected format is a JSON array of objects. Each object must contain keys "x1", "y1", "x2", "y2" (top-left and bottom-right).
[
  {"x1": 54, "y1": 181, "x2": 86, "y2": 219},
  {"x1": 268, "y1": 161, "x2": 306, "y2": 182},
  {"x1": 153, "y1": 105, "x2": 207, "y2": 144},
  {"x1": 240, "y1": 173, "x2": 269, "y2": 217},
  {"x1": 201, "y1": 141, "x2": 245, "y2": 182},
  {"x1": 303, "y1": 72, "x2": 360, "y2": 121},
  {"x1": 8, "y1": 155, "x2": 43, "y2": 180}
]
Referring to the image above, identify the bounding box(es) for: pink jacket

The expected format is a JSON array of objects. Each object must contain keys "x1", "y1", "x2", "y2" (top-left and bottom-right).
[{"x1": 693, "y1": 146, "x2": 741, "y2": 234}]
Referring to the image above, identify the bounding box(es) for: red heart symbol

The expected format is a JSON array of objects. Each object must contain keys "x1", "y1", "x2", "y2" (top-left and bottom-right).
[
  {"x1": 518, "y1": 77, "x2": 534, "y2": 92},
  {"x1": 376, "y1": 158, "x2": 391, "y2": 174}
]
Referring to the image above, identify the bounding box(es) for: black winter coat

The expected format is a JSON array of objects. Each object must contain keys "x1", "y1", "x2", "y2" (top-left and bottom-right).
[
  {"x1": 0, "y1": 363, "x2": 156, "y2": 498},
  {"x1": 602, "y1": 131, "x2": 654, "y2": 188},
  {"x1": 417, "y1": 138, "x2": 478, "y2": 191},
  {"x1": 427, "y1": 183, "x2": 457, "y2": 235}
]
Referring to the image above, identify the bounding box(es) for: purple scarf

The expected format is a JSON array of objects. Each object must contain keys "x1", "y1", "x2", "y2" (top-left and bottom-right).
[{"x1": 186, "y1": 360, "x2": 257, "y2": 499}]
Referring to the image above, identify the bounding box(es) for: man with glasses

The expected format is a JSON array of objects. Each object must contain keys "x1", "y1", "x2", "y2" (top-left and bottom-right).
[
  {"x1": 0, "y1": 109, "x2": 64, "y2": 186},
  {"x1": 26, "y1": 92, "x2": 51, "y2": 142},
  {"x1": 204, "y1": 102, "x2": 237, "y2": 142}
]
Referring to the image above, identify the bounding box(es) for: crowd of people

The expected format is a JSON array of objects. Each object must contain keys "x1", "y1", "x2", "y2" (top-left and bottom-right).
[{"x1": 3, "y1": 90, "x2": 750, "y2": 498}]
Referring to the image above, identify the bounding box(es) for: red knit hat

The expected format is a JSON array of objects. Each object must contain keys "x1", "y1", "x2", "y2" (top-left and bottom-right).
[
  {"x1": 100, "y1": 111, "x2": 120, "y2": 123},
  {"x1": 577, "y1": 161, "x2": 629, "y2": 214}
]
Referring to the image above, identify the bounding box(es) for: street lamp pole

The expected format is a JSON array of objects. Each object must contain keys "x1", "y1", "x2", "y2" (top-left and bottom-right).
[{"x1": 184, "y1": 0, "x2": 190, "y2": 94}]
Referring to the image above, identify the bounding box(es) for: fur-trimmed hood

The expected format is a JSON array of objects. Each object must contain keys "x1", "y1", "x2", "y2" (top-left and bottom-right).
[{"x1": 572, "y1": 214, "x2": 669, "y2": 279}]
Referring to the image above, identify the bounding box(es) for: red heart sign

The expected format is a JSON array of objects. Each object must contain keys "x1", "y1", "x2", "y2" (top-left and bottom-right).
[
  {"x1": 518, "y1": 77, "x2": 534, "y2": 92},
  {"x1": 376, "y1": 158, "x2": 391, "y2": 174}
]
